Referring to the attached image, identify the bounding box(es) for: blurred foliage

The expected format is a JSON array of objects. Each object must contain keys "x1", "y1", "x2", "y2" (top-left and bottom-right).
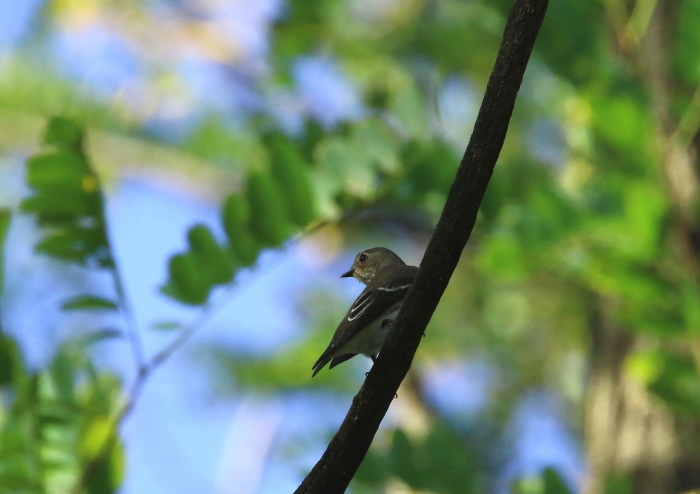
[
  {"x1": 355, "y1": 424, "x2": 482, "y2": 493},
  {"x1": 511, "y1": 468, "x2": 573, "y2": 494},
  {"x1": 0, "y1": 331, "x2": 124, "y2": 494},
  {"x1": 20, "y1": 117, "x2": 113, "y2": 269},
  {"x1": 1, "y1": 0, "x2": 700, "y2": 493}
]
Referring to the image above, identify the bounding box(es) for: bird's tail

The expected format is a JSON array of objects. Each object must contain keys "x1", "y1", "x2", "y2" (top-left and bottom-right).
[{"x1": 311, "y1": 355, "x2": 331, "y2": 377}]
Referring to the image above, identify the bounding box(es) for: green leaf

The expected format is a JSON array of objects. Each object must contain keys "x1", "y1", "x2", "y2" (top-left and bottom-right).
[
  {"x1": 245, "y1": 171, "x2": 292, "y2": 246},
  {"x1": 647, "y1": 352, "x2": 700, "y2": 416},
  {"x1": 227, "y1": 234, "x2": 258, "y2": 267},
  {"x1": 266, "y1": 132, "x2": 317, "y2": 226},
  {"x1": 315, "y1": 136, "x2": 375, "y2": 198},
  {"x1": 161, "y1": 253, "x2": 210, "y2": 305},
  {"x1": 43, "y1": 116, "x2": 84, "y2": 151},
  {"x1": 162, "y1": 224, "x2": 241, "y2": 305},
  {"x1": 21, "y1": 189, "x2": 96, "y2": 218},
  {"x1": 222, "y1": 194, "x2": 258, "y2": 266},
  {"x1": 187, "y1": 224, "x2": 236, "y2": 285},
  {"x1": 603, "y1": 472, "x2": 632, "y2": 494},
  {"x1": 388, "y1": 430, "x2": 423, "y2": 488},
  {"x1": 82, "y1": 417, "x2": 124, "y2": 494},
  {"x1": 682, "y1": 281, "x2": 700, "y2": 331},
  {"x1": 23, "y1": 118, "x2": 112, "y2": 269},
  {"x1": 25, "y1": 151, "x2": 91, "y2": 190},
  {"x1": 542, "y1": 468, "x2": 573, "y2": 494},
  {"x1": 351, "y1": 120, "x2": 401, "y2": 175},
  {"x1": 674, "y1": 0, "x2": 700, "y2": 85},
  {"x1": 0, "y1": 334, "x2": 21, "y2": 387},
  {"x1": 222, "y1": 194, "x2": 250, "y2": 231},
  {"x1": 591, "y1": 95, "x2": 653, "y2": 164},
  {"x1": 35, "y1": 228, "x2": 111, "y2": 267},
  {"x1": 61, "y1": 295, "x2": 118, "y2": 311},
  {"x1": 389, "y1": 82, "x2": 428, "y2": 136},
  {"x1": 355, "y1": 450, "x2": 387, "y2": 485}
]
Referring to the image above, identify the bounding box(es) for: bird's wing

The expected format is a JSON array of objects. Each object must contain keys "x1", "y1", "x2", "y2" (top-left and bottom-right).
[{"x1": 311, "y1": 268, "x2": 416, "y2": 376}]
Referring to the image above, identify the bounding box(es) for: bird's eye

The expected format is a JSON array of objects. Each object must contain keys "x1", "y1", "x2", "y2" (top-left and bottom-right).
[{"x1": 359, "y1": 253, "x2": 367, "y2": 263}]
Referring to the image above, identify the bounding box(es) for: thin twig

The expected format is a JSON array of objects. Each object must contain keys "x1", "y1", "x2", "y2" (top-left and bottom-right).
[{"x1": 110, "y1": 260, "x2": 147, "y2": 370}]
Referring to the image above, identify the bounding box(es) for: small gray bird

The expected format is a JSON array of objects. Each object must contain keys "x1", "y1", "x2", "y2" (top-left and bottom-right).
[{"x1": 312, "y1": 247, "x2": 418, "y2": 377}]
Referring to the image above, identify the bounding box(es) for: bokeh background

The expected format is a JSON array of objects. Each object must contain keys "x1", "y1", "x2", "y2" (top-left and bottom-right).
[{"x1": 1, "y1": 1, "x2": 700, "y2": 493}]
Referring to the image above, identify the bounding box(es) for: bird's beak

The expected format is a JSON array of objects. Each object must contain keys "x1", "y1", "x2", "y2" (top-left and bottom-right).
[{"x1": 341, "y1": 268, "x2": 354, "y2": 278}]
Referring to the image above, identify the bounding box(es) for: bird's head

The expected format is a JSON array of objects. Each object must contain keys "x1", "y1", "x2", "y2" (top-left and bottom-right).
[{"x1": 341, "y1": 247, "x2": 406, "y2": 284}]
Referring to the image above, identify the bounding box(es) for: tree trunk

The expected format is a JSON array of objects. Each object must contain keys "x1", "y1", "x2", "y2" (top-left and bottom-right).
[{"x1": 584, "y1": 299, "x2": 682, "y2": 494}]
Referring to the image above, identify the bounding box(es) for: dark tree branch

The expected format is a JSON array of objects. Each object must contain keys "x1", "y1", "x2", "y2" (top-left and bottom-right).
[{"x1": 294, "y1": 1, "x2": 549, "y2": 492}]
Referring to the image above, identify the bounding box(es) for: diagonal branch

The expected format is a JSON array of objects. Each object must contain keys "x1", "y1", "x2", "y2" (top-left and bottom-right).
[{"x1": 294, "y1": 0, "x2": 549, "y2": 492}]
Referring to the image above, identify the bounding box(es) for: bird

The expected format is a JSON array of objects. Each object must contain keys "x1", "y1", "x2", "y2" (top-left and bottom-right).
[{"x1": 312, "y1": 247, "x2": 418, "y2": 377}]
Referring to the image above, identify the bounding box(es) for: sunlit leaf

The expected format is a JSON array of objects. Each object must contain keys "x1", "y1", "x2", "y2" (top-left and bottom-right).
[{"x1": 80, "y1": 415, "x2": 113, "y2": 459}]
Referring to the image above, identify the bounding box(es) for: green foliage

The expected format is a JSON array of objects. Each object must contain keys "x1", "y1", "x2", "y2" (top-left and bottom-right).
[
  {"x1": 165, "y1": 115, "x2": 423, "y2": 306},
  {"x1": 536, "y1": 0, "x2": 605, "y2": 83},
  {"x1": 245, "y1": 171, "x2": 293, "y2": 246},
  {"x1": 355, "y1": 425, "x2": 481, "y2": 493},
  {"x1": 0, "y1": 338, "x2": 124, "y2": 494},
  {"x1": 222, "y1": 194, "x2": 259, "y2": 266},
  {"x1": 43, "y1": 116, "x2": 84, "y2": 151},
  {"x1": 602, "y1": 472, "x2": 632, "y2": 494},
  {"x1": 265, "y1": 132, "x2": 317, "y2": 226},
  {"x1": 674, "y1": 0, "x2": 700, "y2": 85},
  {"x1": 20, "y1": 117, "x2": 112, "y2": 268},
  {"x1": 511, "y1": 468, "x2": 573, "y2": 494},
  {"x1": 0, "y1": 333, "x2": 20, "y2": 388},
  {"x1": 647, "y1": 352, "x2": 700, "y2": 415},
  {"x1": 4, "y1": 0, "x2": 700, "y2": 492},
  {"x1": 161, "y1": 224, "x2": 236, "y2": 305}
]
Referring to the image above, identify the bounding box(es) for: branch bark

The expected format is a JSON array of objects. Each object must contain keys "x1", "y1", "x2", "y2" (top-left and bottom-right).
[{"x1": 294, "y1": 1, "x2": 549, "y2": 492}]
